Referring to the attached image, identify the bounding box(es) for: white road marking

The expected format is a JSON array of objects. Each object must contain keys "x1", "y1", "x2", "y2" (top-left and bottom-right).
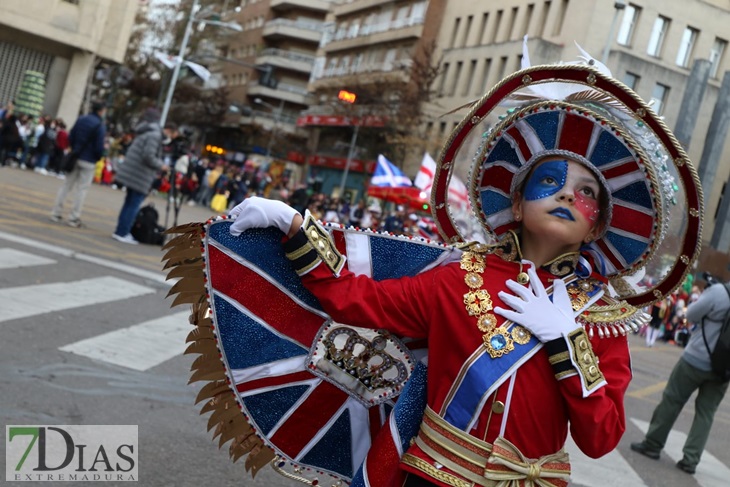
[
  {"x1": 565, "y1": 435, "x2": 647, "y2": 486},
  {"x1": 0, "y1": 231, "x2": 171, "y2": 285},
  {"x1": 0, "y1": 248, "x2": 56, "y2": 269},
  {"x1": 0, "y1": 276, "x2": 156, "y2": 323},
  {"x1": 59, "y1": 312, "x2": 191, "y2": 371},
  {"x1": 631, "y1": 418, "x2": 730, "y2": 487}
]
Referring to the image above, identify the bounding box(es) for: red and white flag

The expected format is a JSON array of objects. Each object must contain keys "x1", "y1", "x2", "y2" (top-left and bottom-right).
[{"x1": 414, "y1": 152, "x2": 469, "y2": 210}]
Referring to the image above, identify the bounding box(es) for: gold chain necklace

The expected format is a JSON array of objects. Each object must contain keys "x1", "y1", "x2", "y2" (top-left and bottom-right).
[{"x1": 461, "y1": 246, "x2": 532, "y2": 359}]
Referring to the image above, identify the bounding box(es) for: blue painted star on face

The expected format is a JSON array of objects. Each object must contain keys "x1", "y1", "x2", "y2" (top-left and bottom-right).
[{"x1": 523, "y1": 159, "x2": 568, "y2": 201}]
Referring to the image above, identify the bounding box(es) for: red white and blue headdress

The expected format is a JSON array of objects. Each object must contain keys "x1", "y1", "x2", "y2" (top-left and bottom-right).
[{"x1": 431, "y1": 43, "x2": 703, "y2": 306}]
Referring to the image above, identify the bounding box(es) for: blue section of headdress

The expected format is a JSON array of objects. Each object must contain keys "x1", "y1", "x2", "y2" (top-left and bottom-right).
[
  {"x1": 612, "y1": 181, "x2": 653, "y2": 209},
  {"x1": 589, "y1": 130, "x2": 633, "y2": 167},
  {"x1": 486, "y1": 138, "x2": 522, "y2": 167},
  {"x1": 605, "y1": 231, "x2": 647, "y2": 265},
  {"x1": 480, "y1": 191, "x2": 512, "y2": 216},
  {"x1": 525, "y1": 111, "x2": 560, "y2": 150}
]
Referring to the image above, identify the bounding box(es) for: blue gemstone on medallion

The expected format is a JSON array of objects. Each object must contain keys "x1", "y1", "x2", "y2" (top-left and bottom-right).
[{"x1": 490, "y1": 334, "x2": 507, "y2": 350}]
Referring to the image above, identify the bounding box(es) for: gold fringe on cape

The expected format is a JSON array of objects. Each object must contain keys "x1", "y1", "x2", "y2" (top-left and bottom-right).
[{"x1": 162, "y1": 223, "x2": 275, "y2": 478}]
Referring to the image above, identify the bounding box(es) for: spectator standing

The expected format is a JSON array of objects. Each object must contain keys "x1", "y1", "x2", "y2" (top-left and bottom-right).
[
  {"x1": 50, "y1": 119, "x2": 69, "y2": 175},
  {"x1": 50, "y1": 101, "x2": 106, "y2": 227},
  {"x1": 631, "y1": 282, "x2": 730, "y2": 474},
  {"x1": 111, "y1": 108, "x2": 166, "y2": 244},
  {"x1": 34, "y1": 118, "x2": 57, "y2": 174}
]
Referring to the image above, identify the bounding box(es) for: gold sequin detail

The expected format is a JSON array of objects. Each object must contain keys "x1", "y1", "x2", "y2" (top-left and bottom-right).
[
  {"x1": 511, "y1": 325, "x2": 531, "y2": 345},
  {"x1": 464, "y1": 290, "x2": 493, "y2": 316},
  {"x1": 460, "y1": 251, "x2": 485, "y2": 273},
  {"x1": 477, "y1": 314, "x2": 497, "y2": 333}
]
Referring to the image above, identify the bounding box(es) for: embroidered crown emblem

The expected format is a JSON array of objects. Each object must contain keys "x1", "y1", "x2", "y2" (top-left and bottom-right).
[{"x1": 322, "y1": 327, "x2": 409, "y2": 391}]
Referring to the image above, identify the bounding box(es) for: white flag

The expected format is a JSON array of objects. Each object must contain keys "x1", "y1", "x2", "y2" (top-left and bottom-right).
[
  {"x1": 415, "y1": 152, "x2": 469, "y2": 210},
  {"x1": 153, "y1": 51, "x2": 180, "y2": 69},
  {"x1": 185, "y1": 60, "x2": 211, "y2": 82}
]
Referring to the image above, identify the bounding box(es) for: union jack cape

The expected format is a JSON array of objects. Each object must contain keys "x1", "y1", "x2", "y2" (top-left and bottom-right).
[{"x1": 163, "y1": 218, "x2": 451, "y2": 486}]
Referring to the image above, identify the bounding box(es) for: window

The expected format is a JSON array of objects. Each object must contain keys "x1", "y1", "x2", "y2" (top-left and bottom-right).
[
  {"x1": 491, "y1": 10, "x2": 503, "y2": 43},
  {"x1": 450, "y1": 18, "x2": 461, "y2": 48},
  {"x1": 647, "y1": 16, "x2": 670, "y2": 57},
  {"x1": 710, "y1": 37, "x2": 727, "y2": 78},
  {"x1": 538, "y1": 1, "x2": 551, "y2": 37},
  {"x1": 478, "y1": 13, "x2": 489, "y2": 45},
  {"x1": 479, "y1": 58, "x2": 493, "y2": 94},
  {"x1": 617, "y1": 4, "x2": 641, "y2": 46},
  {"x1": 623, "y1": 72, "x2": 640, "y2": 90},
  {"x1": 552, "y1": 0, "x2": 569, "y2": 36},
  {"x1": 462, "y1": 15, "x2": 473, "y2": 47},
  {"x1": 497, "y1": 56, "x2": 508, "y2": 81},
  {"x1": 508, "y1": 7, "x2": 518, "y2": 40},
  {"x1": 650, "y1": 83, "x2": 669, "y2": 115},
  {"x1": 438, "y1": 62, "x2": 450, "y2": 96},
  {"x1": 463, "y1": 59, "x2": 477, "y2": 96},
  {"x1": 450, "y1": 61, "x2": 463, "y2": 96},
  {"x1": 676, "y1": 27, "x2": 699, "y2": 67},
  {"x1": 522, "y1": 4, "x2": 535, "y2": 37}
]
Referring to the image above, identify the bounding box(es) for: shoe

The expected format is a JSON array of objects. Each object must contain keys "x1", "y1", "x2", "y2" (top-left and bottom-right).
[
  {"x1": 676, "y1": 459, "x2": 696, "y2": 474},
  {"x1": 112, "y1": 233, "x2": 139, "y2": 245},
  {"x1": 630, "y1": 442, "x2": 660, "y2": 460},
  {"x1": 49, "y1": 215, "x2": 62, "y2": 223},
  {"x1": 67, "y1": 219, "x2": 83, "y2": 228}
]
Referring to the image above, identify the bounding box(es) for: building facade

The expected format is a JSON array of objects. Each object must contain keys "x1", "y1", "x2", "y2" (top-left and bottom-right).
[{"x1": 0, "y1": 0, "x2": 138, "y2": 124}]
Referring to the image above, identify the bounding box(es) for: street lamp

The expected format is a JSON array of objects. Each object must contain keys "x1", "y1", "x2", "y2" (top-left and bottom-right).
[
  {"x1": 159, "y1": 0, "x2": 242, "y2": 127},
  {"x1": 601, "y1": 0, "x2": 627, "y2": 65},
  {"x1": 254, "y1": 97, "x2": 285, "y2": 161}
]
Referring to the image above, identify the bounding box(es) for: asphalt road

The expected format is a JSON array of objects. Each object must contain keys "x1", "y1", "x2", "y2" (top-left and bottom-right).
[{"x1": 1, "y1": 166, "x2": 729, "y2": 487}]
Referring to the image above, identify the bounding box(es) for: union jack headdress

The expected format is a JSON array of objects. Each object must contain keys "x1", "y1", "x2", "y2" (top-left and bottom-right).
[{"x1": 431, "y1": 45, "x2": 703, "y2": 306}]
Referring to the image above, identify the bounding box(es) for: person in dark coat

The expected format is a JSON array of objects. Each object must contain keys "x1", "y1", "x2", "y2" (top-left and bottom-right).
[
  {"x1": 50, "y1": 101, "x2": 106, "y2": 227},
  {"x1": 111, "y1": 108, "x2": 167, "y2": 244}
]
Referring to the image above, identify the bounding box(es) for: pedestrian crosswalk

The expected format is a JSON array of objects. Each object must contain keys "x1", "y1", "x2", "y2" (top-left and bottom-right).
[{"x1": 2, "y1": 240, "x2": 729, "y2": 486}]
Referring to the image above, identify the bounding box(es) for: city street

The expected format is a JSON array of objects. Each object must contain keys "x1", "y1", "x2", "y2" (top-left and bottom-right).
[{"x1": 1, "y1": 167, "x2": 729, "y2": 486}]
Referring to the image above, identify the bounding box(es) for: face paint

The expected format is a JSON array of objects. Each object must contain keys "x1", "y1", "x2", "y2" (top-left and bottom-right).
[
  {"x1": 523, "y1": 160, "x2": 568, "y2": 201},
  {"x1": 575, "y1": 190, "x2": 600, "y2": 223}
]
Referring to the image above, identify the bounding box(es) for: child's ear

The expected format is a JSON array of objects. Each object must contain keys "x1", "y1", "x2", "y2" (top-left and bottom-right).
[
  {"x1": 585, "y1": 221, "x2": 606, "y2": 243},
  {"x1": 512, "y1": 194, "x2": 523, "y2": 221}
]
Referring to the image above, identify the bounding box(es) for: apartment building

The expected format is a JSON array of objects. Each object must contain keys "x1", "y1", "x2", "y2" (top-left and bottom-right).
[
  {"x1": 429, "y1": 0, "x2": 730, "y2": 247},
  {"x1": 0, "y1": 0, "x2": 138, "y2": 124},
  {"x1": 212, "y1": 0, "x2": 334, "y2": 159}
]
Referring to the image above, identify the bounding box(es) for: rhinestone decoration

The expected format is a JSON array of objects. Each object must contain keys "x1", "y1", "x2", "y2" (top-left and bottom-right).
[
  {"x1": 690, "y1": 208, "x2": 699, "y2": 217},
  {"x1": 522, "y1": 74, "x2": 532, "y2": 84},
  {"x1": 586, "y1": 73, "x2": 597, "y2": 85},
  {"x1": 636, "y1": 108, "x2": 646, "y2": 117},
  {"x1": 680, "y1": 255, "x2": 689, "y2": 264}
]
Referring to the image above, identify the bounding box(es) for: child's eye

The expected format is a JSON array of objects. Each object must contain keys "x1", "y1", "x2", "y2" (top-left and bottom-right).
[
  {"x1": 541, "y1": 176, "x2": 557, "y2": 185},
  {"x1": 580, "y1": 187, "x2": 596, "y2": 198}
]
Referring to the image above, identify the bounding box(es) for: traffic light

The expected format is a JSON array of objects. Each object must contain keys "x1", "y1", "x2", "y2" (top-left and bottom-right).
[
  {"x1": 338, "y1": 90, "x2": 357, "y2": 104},
  {"x1": 422, "y1": 203, "x2": 429, "y2": 211}
]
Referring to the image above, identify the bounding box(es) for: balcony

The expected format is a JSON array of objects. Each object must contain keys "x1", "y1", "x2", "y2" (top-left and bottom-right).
[
  {"x1": 323, "y1": 16, "x2": 424, "y2": 52},
  {"x1": 262, "y1": 18, "x2": 324, "y2": 44},
  {"x1": 257, "y1": 48, "x2": 316, "y2": 74},
  {"x1": 332, "y1": 0, "x2": 394, "y2": 16},
  {"x1": 247, "y1": 81, "x2": 314, "y2": 106},
  {"x1": 270, "y1": 0, "x2": 332, "y2": 14},
  {"x1": 312, "y1": 58, "x2": 412, "y2": 81}
]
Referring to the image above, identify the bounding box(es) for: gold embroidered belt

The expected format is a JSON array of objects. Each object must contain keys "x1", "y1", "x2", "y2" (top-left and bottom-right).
[{"x1": 402, "y1": 406, "x2": 571, "y2": 487}]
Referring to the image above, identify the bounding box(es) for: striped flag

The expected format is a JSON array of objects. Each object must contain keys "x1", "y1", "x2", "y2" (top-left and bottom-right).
[
  {"x1": 414, "y1": 152, "x2": 469, "y2": 210},
  {"x1": 371, "y1": 154, "x2": 412, "y2": 187}
]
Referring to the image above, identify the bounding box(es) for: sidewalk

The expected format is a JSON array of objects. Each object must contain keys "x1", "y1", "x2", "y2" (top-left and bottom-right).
[{"x1": 0, "y1": 166, "x2": 220, "y2": 273}]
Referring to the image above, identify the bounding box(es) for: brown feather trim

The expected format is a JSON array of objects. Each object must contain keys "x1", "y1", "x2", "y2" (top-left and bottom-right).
[
  {"x1": 186, "y1": 327, "x2": 215, "y2": 343},
  {"x1": 189, "y1": 368, "x2": 227, "y2": 384},
  {"x1": 194, "y1": 380, "x2": 230, "y2": 404},
  {"x1": 184, "y1": 340, "x2": 216, "y2": 355}
]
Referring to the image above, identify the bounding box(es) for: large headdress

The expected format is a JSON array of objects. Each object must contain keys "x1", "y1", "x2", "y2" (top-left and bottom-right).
[{"x1": 431, "y1": 42, "x2": 703, "y2": 307}]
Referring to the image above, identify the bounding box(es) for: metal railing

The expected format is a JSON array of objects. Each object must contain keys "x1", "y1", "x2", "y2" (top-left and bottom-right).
[
  {"x1": 258, "y1": 48, "x2": 316, "y2": 66},
  {"x1": 326, "y1": 15, "x2": 424, "y2": 44},
  {"x1": 265, "y1": 17, "x2": 325, "y2": 32}
]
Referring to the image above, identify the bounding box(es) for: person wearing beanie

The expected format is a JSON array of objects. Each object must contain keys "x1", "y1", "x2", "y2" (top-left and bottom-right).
[
  {"x1": 111, "y1": 109, "x2": 168, "y2": 244},
  {"x1": 50, "y1": 101, "x2": 106, "y2": 227}
]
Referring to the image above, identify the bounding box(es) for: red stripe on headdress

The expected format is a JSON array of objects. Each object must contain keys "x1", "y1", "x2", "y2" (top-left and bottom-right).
[
  {"x1": 480, "y1": 164, "x2": 516, "y2": 194},
  {"x1": 506, "y1": 126, "x2": 533, "y2": 163},
  {"x1": 595, "y1": 237, "x2": 625, "y2": 271},
  {"x1": 601, "y1": 161, "x2": 641, "y2": 180},
  {"x1": 557, "y1": 113, "x2": 594, "y2": 157},
  {"x1": 609, "y1": 204, "x2": 654, "y2": 239}
]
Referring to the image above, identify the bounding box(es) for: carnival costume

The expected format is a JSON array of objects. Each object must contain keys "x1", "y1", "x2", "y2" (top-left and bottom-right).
[{"x1": 164, "y1": 44, "x2": 703, "y2": 487}]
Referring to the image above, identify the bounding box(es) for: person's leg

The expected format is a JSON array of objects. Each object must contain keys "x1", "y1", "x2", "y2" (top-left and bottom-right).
[
  {"x1": 642, "y1": 359, "x2": 701, "y2": 451},
  {"x1": 114, "y1": 189, "x2": 147, "y2": 237},
  {"x1": 69, "y1": 160, "x2": 97, "y2": 222},
  {"x1": 681, "y1": 374, "x2": 730, "y2": 467},
  {"x1": 51, "y1": 163, "x2": 81, "y2": 218},
  {"x1": 35, "y1": 152, "x2": 49, "y2": 170}
]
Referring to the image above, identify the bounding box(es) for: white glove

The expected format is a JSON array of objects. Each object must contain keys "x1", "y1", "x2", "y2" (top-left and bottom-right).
[
  {"x1": 229, "y1": 196, "x2": 299, "y2": 236},
  {"x1": 493, "y1": 266, "x2": 578, "y2": 342}
]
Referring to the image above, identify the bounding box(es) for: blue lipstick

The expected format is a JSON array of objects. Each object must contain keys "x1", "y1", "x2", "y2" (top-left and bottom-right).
[{"x1": 549, "y1": 207, "x2": 575, "y2": 221}]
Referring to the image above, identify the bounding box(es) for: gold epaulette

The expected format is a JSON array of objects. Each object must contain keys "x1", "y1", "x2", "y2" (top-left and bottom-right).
[
  {"x1": 578, "y1": 296, "x2": 651, "y2": 339},
  {"x1": 283, "y1": 214, "x2": 345, "y2": 276}
]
